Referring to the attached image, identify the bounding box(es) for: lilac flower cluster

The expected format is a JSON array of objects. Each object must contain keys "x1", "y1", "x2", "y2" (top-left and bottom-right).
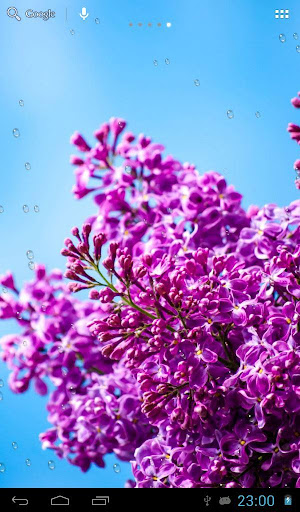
[
  {"x1": 0, "y1": 266, "x2": 152, "y2": 472},
  {"x1": 1, "y1": 107, "x2": 300, "y2": 487},
  {"x1": 288, "y1": 91, "x2": 300, "y2": 189}
]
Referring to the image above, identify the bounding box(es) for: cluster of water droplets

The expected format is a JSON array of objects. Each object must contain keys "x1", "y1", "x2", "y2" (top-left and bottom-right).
[
  {"x1": 22, "y1": 204, "x2": 39, "y2": 213},
  {"x1": 279, "y1": 32, "x2": 300, "y2": 51},
  {"x1": 227, "y1": 110, "x2": 261, "y2": 119},
  {"x1": 153, "y1": 58, "x2": 170, "y2": 66},
  {"x1": 26, "y1": 250, "x2": 35, "y2": 270}
]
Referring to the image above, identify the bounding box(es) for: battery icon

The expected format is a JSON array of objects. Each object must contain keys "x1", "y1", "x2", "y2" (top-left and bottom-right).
[{"x1": 284, "y1": 495, "x2": 292, "y2": 506}]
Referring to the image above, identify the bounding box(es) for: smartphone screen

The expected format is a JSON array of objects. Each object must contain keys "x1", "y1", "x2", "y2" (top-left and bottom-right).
[{"x1": 0, "y1": 0, "x2": 299, "y2": 506}]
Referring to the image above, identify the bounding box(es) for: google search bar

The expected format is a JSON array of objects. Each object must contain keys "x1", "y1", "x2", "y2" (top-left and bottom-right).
[{"x1": 7, "y1": 6, "x2": 56, "y2": 21}]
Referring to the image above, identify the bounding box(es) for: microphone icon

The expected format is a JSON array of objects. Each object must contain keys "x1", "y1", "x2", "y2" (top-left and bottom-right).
[{"x1": 79, "y1": 7, "x2": 89, "y2": 20}]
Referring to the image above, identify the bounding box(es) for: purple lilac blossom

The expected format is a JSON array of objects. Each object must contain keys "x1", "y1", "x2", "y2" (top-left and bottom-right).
[{"x1": 0, "y1": 108, "x2": 300, "y2": 487}]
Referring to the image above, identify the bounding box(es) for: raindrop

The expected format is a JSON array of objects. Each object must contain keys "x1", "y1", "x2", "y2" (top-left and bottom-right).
[
  {"x1": 48, "y1": 460, "x2": 55, "y2": 470},
  {"x1": 153, "y1": 60, "x2": 158, "y2": 66},
  {"x1": 25, "y1": 458, "x2": 31, "y2": 466},
  {"x1": 70, "y1": 29, "x2": 75, "y2": 35},
  {"x1": 69, "y1": 386, "x2": 76, "y2": 395},
  {"x1": 28, "y1": 261, "x2": 35, "y2": 271},
  {"x1": 41, "y1": 304, "x2": 47, "y2": 311},
  {"x1": 13, "y1": 128, "x2": 20, "y2": 138},
  {"x1": 279, "y1": 34, "x2": 286, "y2": 43},
  {"x1": 0, "y1": 379, "x2": 3, "y2": 387},
  {"x1": 95, "y1": 18, "x2": 100, "y2": 24},
  {"x1": 0, "y1": 206, "x2": 4, "y2": 213},
  {"x1": 293, "y1": 33, "x2": 298, "y2": 40},
  {"x1": 2, "y1": 287, "x2": 7, "y2": 293},
  {"x1": 26, "y1": 250, "x2": 34, "y2": 260},
  {"x1": 23, "y1": 205, "x2": 29, "y2": 213},
  {"x1": 113, "y1": 463, "x2": 121, "y2": 473},
  {"x1": 296, "y1": 45, "x2": 300, "y2": 53},
  {"x1": 0, "y1": 463, "x2": 5, "y2": 473},
  {"x1": 227, "y1": 110, "x2": 234, "y2": 119},
  {"x1": 34, "y1": 205, "x2": 40, "y2": 213},
  {"x1": 124, "y1": 165, "x2": 131, "y2": 173},
  {"x1": 194, "y1": 79, "x2": 200, "y2": 86},
  {"x1": 255, "y1": 111, "x2": 261, "y2": 118},
  {"x1": 0, "y1": 392, "x2": 3, "y2": 401},
  {"x1": 25, "y1": 162, "x2": 31, "y2": 170},
  {"x1": 62, "y1": 368, "x2": 68, "y2": 376},
  {"x1": 165, "y1": 58, "x2": 170, "y2": 65},
  {"x1": 19, "y1": 99, "x2": 24, "y2": 107},
  {"x1": 22, "y1": 340, "x2": 27, "y2": 347},
  {"x1": 58, "y1": 345, "x2": 64, "y2": 353},
  {"x1": 12, "y1": 442, "x2": 18, "y2": 450}
]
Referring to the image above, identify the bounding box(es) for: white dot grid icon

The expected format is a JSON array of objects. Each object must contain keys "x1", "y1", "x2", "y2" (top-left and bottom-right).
[{"x1": 275, "y1": 9, "x2": 289, "y2": 19}]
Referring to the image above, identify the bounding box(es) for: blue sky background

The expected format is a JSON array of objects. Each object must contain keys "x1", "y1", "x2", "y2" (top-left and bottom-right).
[{"x1": 0, "y1": 0, "x2": 300, "y2": 488}]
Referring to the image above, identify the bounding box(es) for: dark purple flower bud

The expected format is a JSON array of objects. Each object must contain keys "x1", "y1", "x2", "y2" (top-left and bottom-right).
[
  {"x1": 99, "y1": 288, "x2": 117, "y2": 303},
  {"x1": 70, "y1": 131, "x2": 91, "y2": 152},
  {"x1": 93, "y1": 233, "x2": 107, "y2": 261},
  {"x1": 89, "y1": 289, "x2": 100, "y2": 300},
  {"x1": 82, "y1": 223, "x2": 92, "y2": 246},
  {"x1": 291, "y1": 96, "x2": 300, "y2": 108},
  {"x1": 70, "y1": 155, "x2": 84, "y2": 166},
  {"x1": 94, "y1": 123, "x2": 110, "y2": 143},
  {"x1": 102, "y1": 257, "x2": 114, "y2": 271}
]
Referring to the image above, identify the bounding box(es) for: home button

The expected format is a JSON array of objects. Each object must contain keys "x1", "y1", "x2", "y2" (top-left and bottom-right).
[{"x1": 51, "y1": 495, "x2": 70, "y2": 506}]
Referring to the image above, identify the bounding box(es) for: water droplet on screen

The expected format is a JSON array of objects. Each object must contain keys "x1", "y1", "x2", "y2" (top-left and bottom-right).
[
  {"x1": 19, "y1": 99, "x2": 24, "y2": 107},
  {"x1": 70, "y1": 29, "x2": 75, "y2": 35},
  {"x1": 95, "y1": 18, "x2": 100, "y2": 24},
  {"x1": 0, "y1": 206, "x2": 4, "y2": 213},
  {"x1": 113, "y1": 463, "x2": 121, "y2": 473},
  {"x1": 296, "y1": 45, "x2": 300, "y2": 53},
  {"x1": 153, "y1": 60, "x2": 158, "y2": 66},
  {"x1": 0, "y1": 392, "x2": 3, "y2": 401},
  {"x1": 48, "y1": 460, "x2": 55, "y2": 470},
  {"x1": 124, "y1": 165, "x2": 131, "y2": 173},
  {"x1": 28, "y1": 261, "x2": 35, "y2": 270},
  {"x1": 227, "y1": 110, "x2": 234, "y2": 119},
  {"x1": 23, "y1": 205, "x2": 29, "y2": 213},
  {"x1": 34, "y1": 205, "x2": 40, "y2": 212},
  {"x1": 58, "y1": 345, "x2": 64, "y2": 353},
  {"x1": 26, "y1": 250, "x2": 34, "y2": 260},
  {"x1": 25, "y1": 458, "x2": 31, "y2": 467},
  {"x1": 22, "y1": 340, "x2": 27, "y2": 347},
  {"x1": 165, "y1": 58, "x2": 170, "y2": 65},
  {"x1": 255, "y1": 111, "x2": 261, "y2": 118},
  {"x1": 194, "y1": 79, "x2": 200, "y2": 86},
  {"x1": 0, "y1": 463, "x2": 6, "y2": 473},
  {"x1": 12, "y1": 442, "x2": 18, "y2": 450},
  {"x1": 69, "y1": 387, "x2": 76, "y2": 395},
  {"x1": 13, "y1": 128, "x2": 20, "y2": 138},
  {"x1": 25, "y1": 162, "x2": 31, "y2": 170},
  {"x1": 279, "y1": 34, "x2": 286, "y2": 43},
  {"x1": 293, "y1": 33, "x2": 298, "y2": 40}
]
